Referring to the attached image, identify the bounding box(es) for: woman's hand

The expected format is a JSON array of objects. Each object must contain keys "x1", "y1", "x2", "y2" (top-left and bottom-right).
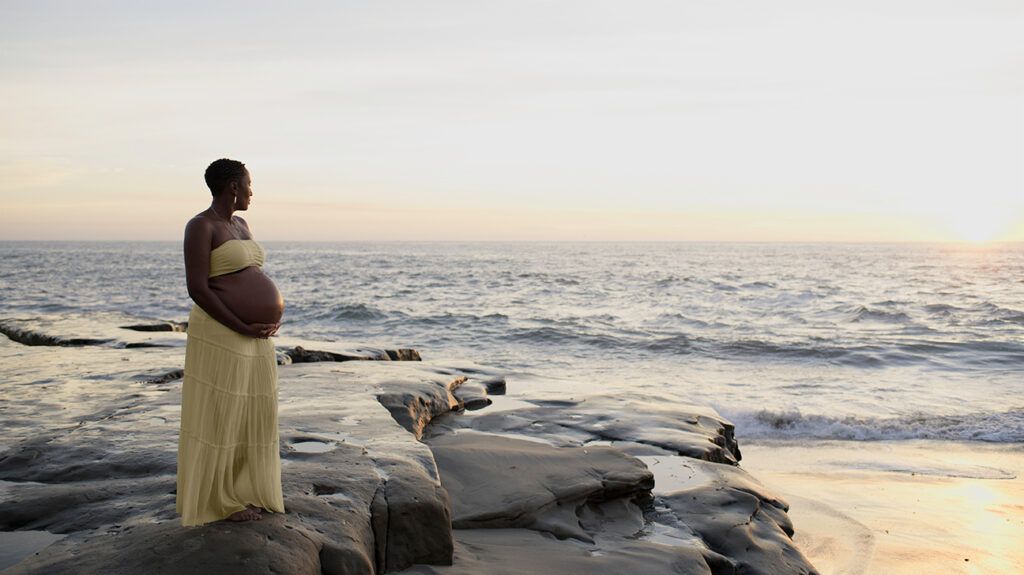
[{"x1": 242, "y1": 322, "x2": 280, "y2": 339}]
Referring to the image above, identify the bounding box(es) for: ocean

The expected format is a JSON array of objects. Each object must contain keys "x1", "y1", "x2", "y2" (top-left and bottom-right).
[{"x1": 2, "y1": 240, "x2": 1022, "y2": 444}]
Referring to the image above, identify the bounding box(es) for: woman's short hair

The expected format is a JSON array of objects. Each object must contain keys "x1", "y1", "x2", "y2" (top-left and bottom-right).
[{"x1": 204, "y1": 159, "x2": 247, "y2": 196}]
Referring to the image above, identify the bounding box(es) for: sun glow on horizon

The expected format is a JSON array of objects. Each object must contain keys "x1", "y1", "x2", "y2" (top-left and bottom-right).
[
  {"x1": 942, "y1": 205, "x2": 1022, "y2": 243},
  {"x1": 0, "y1": 1, "x2": 1021, "y2": 241}
]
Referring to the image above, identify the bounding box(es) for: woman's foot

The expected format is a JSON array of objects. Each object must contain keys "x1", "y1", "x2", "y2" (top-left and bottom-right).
[{"x1": 227, "y1": 507, "x2": 261, "y2": 522}]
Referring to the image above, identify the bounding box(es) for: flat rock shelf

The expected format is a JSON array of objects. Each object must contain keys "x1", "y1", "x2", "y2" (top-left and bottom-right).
[{"x1": 0, "y1": 313, "x2": 816, "y2": 574}]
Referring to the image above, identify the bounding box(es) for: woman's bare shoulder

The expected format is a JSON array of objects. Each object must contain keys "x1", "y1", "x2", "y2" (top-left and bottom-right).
[
  {"x1": 184, "y1": 214, "x2": 216, "y2": 244},
  {"x1": 186, "y1": 212, "x2": 215, "y2": 230}
]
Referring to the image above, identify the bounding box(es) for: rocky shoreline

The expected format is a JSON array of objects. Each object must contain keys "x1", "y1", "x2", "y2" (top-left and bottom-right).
[{"x1": 0, "y1": 314, "x2": 817, "y2": 574}]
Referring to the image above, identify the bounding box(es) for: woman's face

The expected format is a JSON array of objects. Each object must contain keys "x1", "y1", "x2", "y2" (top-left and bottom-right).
[{"x1": 232, "y1": 171, "x2": 253, "y2": 211}]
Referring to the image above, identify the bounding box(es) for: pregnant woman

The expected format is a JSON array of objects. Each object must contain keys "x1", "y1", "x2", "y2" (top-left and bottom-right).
[{"x1": 176, "y1": 159, "x2": 286, "y2": 525}]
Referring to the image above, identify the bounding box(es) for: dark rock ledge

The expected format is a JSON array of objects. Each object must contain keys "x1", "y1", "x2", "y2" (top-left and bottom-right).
[
  {"x1": 119, "y1": 321, "x2": 189, "y2": 333},
  {"x1": 402, "y1": 394, "x2": 815, "y2": 574},
  {"x1": 285, "y1": 345, "x2": 421, "y2": 364},
  {"x1": 0, "y1": 322, "x2": 112, "y2": 346},
  {"x1": 0, "y1": 317, "x2": 815, "y2": 574},
  {"x1": 0, "y1": 315, "x2": 422, "y2": 365},
  {"x1": 0, "y1": 356, "x2": 489, "y2": 574}
]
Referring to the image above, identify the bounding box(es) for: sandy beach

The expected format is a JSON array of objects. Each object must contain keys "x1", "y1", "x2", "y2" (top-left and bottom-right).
[{"x1": 742, "y1": 440, "x2": 1024, "y2": 574}]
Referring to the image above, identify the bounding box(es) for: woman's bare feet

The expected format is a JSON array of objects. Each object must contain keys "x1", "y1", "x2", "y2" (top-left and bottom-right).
[{"x1": 227, "y1": 507, "x2": 261, "y2": 522}]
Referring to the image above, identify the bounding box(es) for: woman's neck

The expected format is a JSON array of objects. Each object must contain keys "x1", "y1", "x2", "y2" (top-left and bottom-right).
[{"x1": 210, "y1": 198, "x2": 235, "y2": 222}]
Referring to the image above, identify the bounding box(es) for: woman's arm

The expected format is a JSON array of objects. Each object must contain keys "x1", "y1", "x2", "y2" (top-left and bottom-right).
[{"x1": 183, "y1": 216, "x2": 272, "y2": 338}]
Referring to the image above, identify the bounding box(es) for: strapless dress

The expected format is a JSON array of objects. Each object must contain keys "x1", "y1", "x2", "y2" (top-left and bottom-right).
[{"x1": 175, "y1": 238, "x2": 284, "y2": 526}]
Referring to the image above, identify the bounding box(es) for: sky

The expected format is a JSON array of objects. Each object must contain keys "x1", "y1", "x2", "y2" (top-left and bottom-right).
[{"x1": 1, "y1": 0, "x2": 1021, "y2": 241}]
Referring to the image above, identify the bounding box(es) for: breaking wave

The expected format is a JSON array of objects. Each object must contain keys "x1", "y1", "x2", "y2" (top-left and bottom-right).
[{"x1": 721, "y1": 407, "x2": 1024, "y2": 443}]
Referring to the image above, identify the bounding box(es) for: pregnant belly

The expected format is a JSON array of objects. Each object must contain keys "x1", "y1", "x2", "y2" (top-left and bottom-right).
[{"x1": 208, "y1": 267, "x2": 285, "y2": 325}]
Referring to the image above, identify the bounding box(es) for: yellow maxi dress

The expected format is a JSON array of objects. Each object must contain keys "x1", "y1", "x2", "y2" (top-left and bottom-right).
[{"x1": 176, "y1": 239, "x2": 285, "y2": 526}]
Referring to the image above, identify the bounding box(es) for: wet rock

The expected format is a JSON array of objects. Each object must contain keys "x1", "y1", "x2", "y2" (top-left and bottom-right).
[
  {"x1": 284, "y1": 345, "x2": 366, "y2": 362},
  {"x1": 410, "y1": 413, "x2": 812, "y2": 575},
  {"x1": 4, "y1": 518, "x2": 323, "y2": 575},
  {"x1": 0, "y1": 531, "x2": 66, "y2": 572},
  {"x1": 395, "y1": 527, "x2": 724, "y2": 575},
  {"x1": 426, "y1": 433, "x2": 653, "y2": 541},
  {"x1": 284, "y1": 345, "x2": 422, "y2": 364},
  {"x1": 372, "y1": 462, "x2": 454, "y2": 570},
  {"x1": 0, "y1": 437, "x2": 175, "y2": 485},
  {"x1": 0, "y1": 320, "x2": 112, "y2": 346},
  {"x1": 479, "y1": 377, "x2": 506, "y2": 395},
  {"x1": 0, "y1": 314, "x2": 424, "y2": 361},
  {"x1": 0, "y1": 475, "x2": 176, "y2": 534},
  {"x1": 119, "y1": 322, "x2": 188, "y2": 332},
  {"x1": 396, "y1": 364, "x2": 507, "y2": 395},
  {"x1": 656, "y1": 459, "x2": 818, "y2": 575},
  {"x1": 131, "y1": 367, "x2": 184, "y2": 384},
  {"x1": 0, "y1": 314, "x2": 184, "y2": 349},
  {"x1": 0, "y1": 343, "x2": 485, "y2": 573},
  {"x1": 387, "y1": 349, "x2": 423, "y2": 361},
  {"x1": 278, "y1": 363, "x2": 466, "y2": 572},
  {"x1": 452, "y1": 382, "x2": 491, "y2": 411},
  {"x1": 459, "y1": 394, "x2": 741, "y2": 464},
  {"x1": 377, "y1": 377, "x2": 466, "y2": 439},
  {"x1": 123, "y1": 342, "x2": 174, "y2": 349},
  {"x1": 0, "y1": 319, "x2": 813, "y2": 574}
]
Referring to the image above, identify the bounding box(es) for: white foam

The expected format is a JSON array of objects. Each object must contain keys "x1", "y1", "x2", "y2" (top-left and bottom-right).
[{"x1": 717, "y1": 406, "x2": 1024, "y2": 443}]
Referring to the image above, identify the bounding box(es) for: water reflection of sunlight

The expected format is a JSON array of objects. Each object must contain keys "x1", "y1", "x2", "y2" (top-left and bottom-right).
[
  {"x1": 947, "y1": 481, "x2": 1017, "y2": 572},
  {"x1": 956, "y1": 482, "x2": 996, "y2": 509}
]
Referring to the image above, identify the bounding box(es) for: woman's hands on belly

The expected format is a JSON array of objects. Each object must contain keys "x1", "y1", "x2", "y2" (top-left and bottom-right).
[{"x1": 208, "y1": 267, "x2": 285, "y2": 326}]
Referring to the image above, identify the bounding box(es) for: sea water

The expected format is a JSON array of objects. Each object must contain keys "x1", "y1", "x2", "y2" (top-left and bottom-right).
[{"x1": 1, "y1": 241, "x2": 1021, "y2": 444}]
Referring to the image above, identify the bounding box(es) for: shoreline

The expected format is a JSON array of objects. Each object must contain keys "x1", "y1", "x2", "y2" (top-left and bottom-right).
[
  {"x1": 741, "y1": 439, "x2": 1024, "y2": 574},
  {"x1": 4, "y1": 311, "x2": 1022, "y2": 573}
]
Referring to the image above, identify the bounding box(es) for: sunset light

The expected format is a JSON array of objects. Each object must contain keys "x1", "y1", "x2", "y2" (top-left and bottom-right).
[
  {"x1": 1, "y1": 3, "x2": 1022, "y2": 574},
  {"x1": 1, "y1": 1, "x2": 1021, "y2": 242},
  {"x1": 945, "y1": 205, "x2": 1020, "y2": 243}
]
